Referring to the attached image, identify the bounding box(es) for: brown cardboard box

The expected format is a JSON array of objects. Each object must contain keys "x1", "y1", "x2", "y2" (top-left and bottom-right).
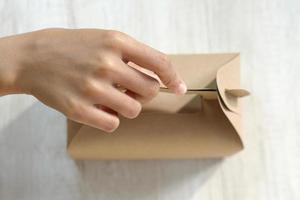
[{"x1": 67, "y1": 53, "x2": 249, "y2": 160}]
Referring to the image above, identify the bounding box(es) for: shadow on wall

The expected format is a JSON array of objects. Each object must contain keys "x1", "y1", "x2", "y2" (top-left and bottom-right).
[{"x1": 0, "y1": 101, "x2": 222, "y2": 200}]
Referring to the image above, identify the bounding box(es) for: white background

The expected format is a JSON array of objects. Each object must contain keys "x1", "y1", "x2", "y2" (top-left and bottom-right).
[{"x1": 0, "y1": 0, "x2": 299, "y2": 199}]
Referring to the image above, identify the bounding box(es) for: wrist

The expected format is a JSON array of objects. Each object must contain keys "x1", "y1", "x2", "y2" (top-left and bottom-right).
[{"x1": 0, "y1": 33, "x2": 33, "y2": 95}]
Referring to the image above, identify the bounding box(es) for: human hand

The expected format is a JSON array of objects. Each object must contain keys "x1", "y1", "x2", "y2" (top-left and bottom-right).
[{"x1": 0, "y1": 28, "x2": 186, "y2": 132}]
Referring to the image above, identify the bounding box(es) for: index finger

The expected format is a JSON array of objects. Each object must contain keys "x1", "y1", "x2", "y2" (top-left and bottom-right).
[{"x1": 116, "y1": 33, "x2": 187, "y2": 95}]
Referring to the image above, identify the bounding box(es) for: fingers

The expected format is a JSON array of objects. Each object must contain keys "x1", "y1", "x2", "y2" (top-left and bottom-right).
[
  {"x1": 106, "y1": 31, "x2": 187, "y2": 95},
  {"x1": 68, "y1": 83, "x2": 142, "y2": 133},
  {"x1": 89, "y1": 83, "x2": 142, "y2": 119},
  {"x1": 123, "y1": 42, "x2": 186, "y2": 94},
  {"x1": 71, "y1": 103, "x2": 120, "y2": 133},
  {"x1": 112, "y1": 62, "x2": 160, "y2": 103}
]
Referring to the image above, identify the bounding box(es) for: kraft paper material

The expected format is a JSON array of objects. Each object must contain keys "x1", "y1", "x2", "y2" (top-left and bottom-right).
[{"x1": 67, "y1": 53, "x2": 249, "y2": 160}]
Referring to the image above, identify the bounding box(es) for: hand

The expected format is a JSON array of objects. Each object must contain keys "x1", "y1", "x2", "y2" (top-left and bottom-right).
[{"x1": 0, "y1": 28, "x2": 186, "y2": 132}]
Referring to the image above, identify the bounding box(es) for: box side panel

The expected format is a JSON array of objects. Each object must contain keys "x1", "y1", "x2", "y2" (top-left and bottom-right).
[
  {"x1": 68, "y1": 100, "x2": 242, "y2": 160},
  {"x1": 67, "y1": 119, "x2": 83, "y2": 147}
]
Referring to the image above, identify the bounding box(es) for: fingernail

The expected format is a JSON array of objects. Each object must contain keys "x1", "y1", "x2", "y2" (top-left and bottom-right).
[{"x1": 175, "y1": 82, "x2": 187, "y2": 95}]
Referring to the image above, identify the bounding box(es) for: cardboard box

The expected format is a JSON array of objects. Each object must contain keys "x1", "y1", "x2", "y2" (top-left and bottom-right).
[{"x1": 67, "y1": 53, "x2": 249, "y2": 160}]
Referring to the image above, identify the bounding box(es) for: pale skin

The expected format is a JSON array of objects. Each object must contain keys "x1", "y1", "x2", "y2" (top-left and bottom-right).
[{"x1": 0, "y1": 28, "x2": 187, "y2": 132}]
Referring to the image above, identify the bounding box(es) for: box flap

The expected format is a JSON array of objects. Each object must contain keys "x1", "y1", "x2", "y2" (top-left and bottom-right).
[
  {"x1": 216, "y1": 54, "x2": 249, "y2": 113},
  {"x1": 142, "y1": 53, "x2": 239, "y2": 113}
]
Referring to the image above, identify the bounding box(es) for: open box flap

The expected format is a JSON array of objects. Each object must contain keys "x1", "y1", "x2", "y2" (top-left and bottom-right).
[
  {"x1": 67, "y1": 53, "x2": 249, "y2": 159},
  {"x1": 141, "y1": 53, "x2": 240, "y2": 113},
  {"x1": 215, "y1": 54, "x2": 249, "y2": 147},
  {"x1": 216, "y1": 53, "x2": 249, "y2": 113}
]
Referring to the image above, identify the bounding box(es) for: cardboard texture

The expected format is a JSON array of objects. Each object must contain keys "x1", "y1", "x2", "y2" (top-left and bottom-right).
[{"x1": 67, "y1": 53, "x2": 249, "y2": 160}]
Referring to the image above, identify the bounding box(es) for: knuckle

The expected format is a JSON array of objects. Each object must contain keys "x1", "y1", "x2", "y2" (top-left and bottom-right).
[
  {"x1": 161, "y1": 73, "x2": 174, "y2": 87},
  {"x1": 96, "y1": 67, "x2": 114, "y2": 79},
  {"x1": 157, "y1": 54, "x2": 172, "y2": 71},
  {"x1": 154, "y1": 55, "x2": 173, "y2": 81},
  {"x1": 146, "y1": 81, "x2": 160, "y2": 98},
  {"x1": 105, "y1": 30, "x2": 124, "y2": 39},
  {"x1": 65, "y1": 99, "x2": 84, "y2": 120},
  {"x1": 81, "y1": 79, "x2": 99, "y2": 96},
  {"x1": 101, "y1": 56, "x2": 116, "y2": 67},
  {"x1": 96, "y1": 58, "x2": 119, "y2": 79},
  {"x1": 104, "y1": 30, "x2": 126, "y2": 49}
]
